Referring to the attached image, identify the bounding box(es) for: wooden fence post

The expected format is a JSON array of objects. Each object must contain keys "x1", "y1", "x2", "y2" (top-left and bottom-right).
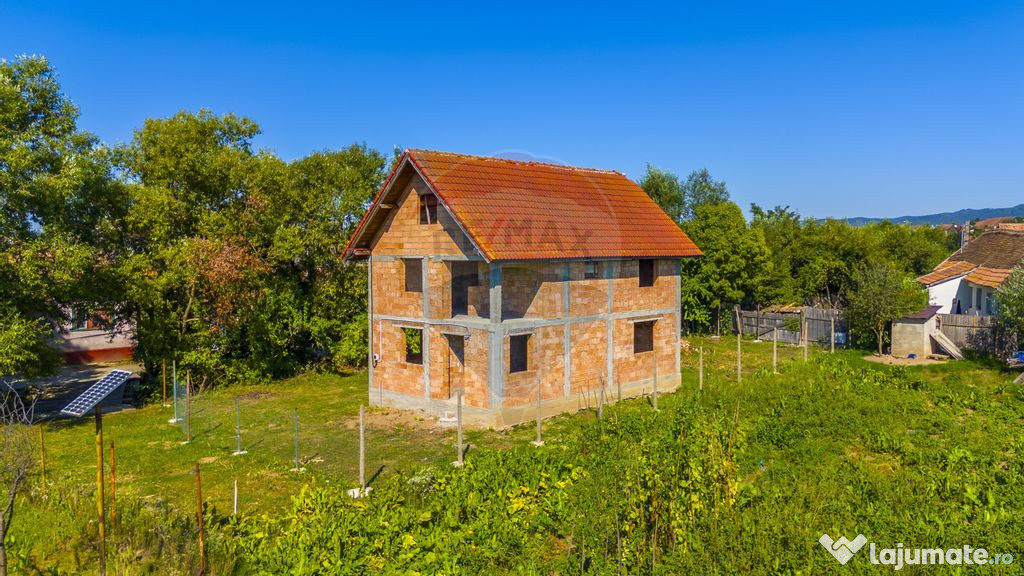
[
  {"x1": 773, "y1": 328, "x2": 778, "y2": 374},
  {"x1": 830, "y1": 317, "x2": 835, "y2": 354},
  {"x1": 95, "y1": 406, "x2": 106, "y2": 576},
  {"x1": 736, "y1": 332, "x2": 742, "y2": 383},
  {"x1": 109, "y1": 441, "x2": 116, "y2": 526},
  {"x1": 802, "y1": 317, "x2": 809, "y2": 361}
]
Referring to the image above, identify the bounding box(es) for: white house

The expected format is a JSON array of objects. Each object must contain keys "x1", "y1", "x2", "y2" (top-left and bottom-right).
[{"x1": 917, "y1": 229, "x2": 1024, "y2": 316}]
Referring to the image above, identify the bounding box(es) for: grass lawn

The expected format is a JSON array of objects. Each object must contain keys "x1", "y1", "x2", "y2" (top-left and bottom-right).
[{"x1": 9, "y1": 336, "x2": 1024, "y2": 574}]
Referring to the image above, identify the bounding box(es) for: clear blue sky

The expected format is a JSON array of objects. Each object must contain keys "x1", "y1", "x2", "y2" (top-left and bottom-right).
[{"x1": 3, "y1": 1, "x2": 1023, "y2": 219}]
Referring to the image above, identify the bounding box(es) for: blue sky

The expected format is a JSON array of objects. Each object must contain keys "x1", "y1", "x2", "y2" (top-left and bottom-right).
[{"x1": 3, "y1": 1, "x2": 1023, "y2": 219}]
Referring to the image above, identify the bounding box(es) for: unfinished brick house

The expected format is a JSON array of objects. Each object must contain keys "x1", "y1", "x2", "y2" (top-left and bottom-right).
[{"x1": 344, "y1": 150, "x2": 702, "y2": 427}]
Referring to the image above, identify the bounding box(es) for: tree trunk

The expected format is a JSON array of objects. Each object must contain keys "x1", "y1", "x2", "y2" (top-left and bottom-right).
[
  {"x1": 876, "y1": 329, "x2": 884, "y2": 356},
  {"x1": 1, "y1": 540, "x2": 7, "y2": 576}
]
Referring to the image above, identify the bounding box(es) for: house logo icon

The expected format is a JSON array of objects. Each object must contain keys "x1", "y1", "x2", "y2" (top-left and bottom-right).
[{"x1": 819, "y1": 534, "x2": 868, "y2": 565}]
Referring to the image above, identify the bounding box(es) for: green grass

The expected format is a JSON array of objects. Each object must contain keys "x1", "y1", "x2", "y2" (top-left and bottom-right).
[{"x1": 9, "y1": 337, "x2": 1024, "y2": 574}]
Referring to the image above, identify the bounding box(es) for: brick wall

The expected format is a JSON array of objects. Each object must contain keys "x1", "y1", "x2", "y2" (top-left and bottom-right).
[
  {"x1": 611, "y1": 259, "x2": 678, "y2": 314},
  {"x1": 429, "y1": 260, "x2": 488, "y2": 319},
  {"x1": 502, "y1": 325, "x2": 565, "y2": 407},
  {"x1": 570, "y1": 320, "x2": 607, "y2": 393},
  {"x1": 611, "y1": 312, "x2": 677, "y2": 389},
  {"x1": 502, "y1": 262, "x2": 565, "y2": 319},
  {"x1": 568, "y1": 261, "x2": 609, "y2": 317},
  {"x1": 372, "y1": 176, "x2": 478, "y2": 256},
  {"x1": 372, "y1": 260, "x2": 423, "y2": 318},
  {"x1": 426, "y1": 326, "x2": 490, "y2": 408},
  {"x1": 371, "y1": 319, "x2": 425, "y2": 397}
]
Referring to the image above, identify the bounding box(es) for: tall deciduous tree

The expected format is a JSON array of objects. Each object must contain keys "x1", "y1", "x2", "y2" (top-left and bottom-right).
[
  {"x1": 640, "y1": 165, "x2": 684, "y2": 224},
  {"x1": 640, "y1": 166, "x2": 729, "y2": 225},
  {"x1": 681, "y1": 201, "x2": 772, "y2": 331},
  {"x1": 846, "y1": 259, "x2": 927, "y2": 355},
  {"x1": 995, "y1": 267, "x2": 1024, "y2": 342},
  {"x1": 114, "y1": 111, "x2": 386, "y2": 384},
  {"x1": 0, "y1": 56, "x2": 120, "y2": 377}
]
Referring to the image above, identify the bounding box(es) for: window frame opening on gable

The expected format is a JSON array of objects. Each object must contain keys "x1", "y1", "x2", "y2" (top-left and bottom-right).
[
  {"x1": 404, "y1": 258, "x2": 423, "y2": 293},
  {"x1": 419, "y1": 193, "x2": 439, "y2": 225},
  {"x1": 584, "y1": 261, "x2": 600, "y2": 280},
  {"x1": 510, "y1": 333, "x2": 530, "y2": 373},
  {"x1": 403, "y1": 327, "x2": 423, "y2": 365},
  {"x1": 633, "y1": 320, "x2": 656, "y2": 354},
  {"x1": 639, "y1": 259, "x2": 656, "y2": 288}
]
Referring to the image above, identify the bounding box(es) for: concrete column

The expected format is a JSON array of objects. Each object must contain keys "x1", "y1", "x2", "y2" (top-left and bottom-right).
[
  {"x1": 674, "y1": 260, "x2": 681, "y2": 380},
  {"x1": 421, "y1": 256, "x2": 430, "y2": 318},
  {"x1": 488, "y1": 263, "x2": 504, "y2": 408},
  {"x1": 367, "y1": 256, "x2": 374, "y2": 396},
  {"x1": 422, "y1": 257, "x2": 431, "y2": 400},
  {"x1": 422, "y1": 327, "x2": 431, "y2": 399},
  {"x1": 563, "y1": 262, "x2": 571, "y2": 397},
  {"x1": 489, "y1": 263, "x2": 502, "y2": 324},
  {"x1": 605, "y1": 260, "x2": 615, "y2": 392}
]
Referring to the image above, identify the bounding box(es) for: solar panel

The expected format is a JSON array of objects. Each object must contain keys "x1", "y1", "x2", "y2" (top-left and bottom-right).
[{"x1": 60, "y1": 369, "x2": 133, "y2": 417}]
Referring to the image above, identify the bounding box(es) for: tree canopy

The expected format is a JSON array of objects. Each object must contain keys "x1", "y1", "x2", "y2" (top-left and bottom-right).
[{"x1": 0, "y1": 56, "x2": 386, "y2": 383}]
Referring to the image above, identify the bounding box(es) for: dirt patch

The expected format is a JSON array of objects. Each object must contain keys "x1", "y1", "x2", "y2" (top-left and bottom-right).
[
  {"x1": 199, "y1": 456, "x2": 218, "y2": 464},
  {"x1": 343, "y1": 407, "x2": 446, "y2": 434},
  {"x1": 862, "y1": 354, "x2": 947, "y2": 366}
]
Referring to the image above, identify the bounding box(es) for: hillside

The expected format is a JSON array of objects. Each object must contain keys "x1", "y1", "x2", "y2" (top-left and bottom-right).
[{"x1": 845, "y1": 203, "x2": 1024, "y2": 226}]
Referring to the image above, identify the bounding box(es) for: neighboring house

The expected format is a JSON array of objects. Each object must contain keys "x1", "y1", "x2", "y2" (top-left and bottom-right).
[
  {"x1": 344, "y1": 149, "x2": 701, "y2": 427},
  {"x1": 917, "y1": 229, "x2": 1024, "y2": 316},
  {"x1": 974, "y1": 216, "x2": 1015, "y2": 230},
  {"x1": 996, "y1": 222, "x2": 1024, "y2": 231},
  {"x1": 54, "y1": 306, "x2": 134, "y2": 363}
]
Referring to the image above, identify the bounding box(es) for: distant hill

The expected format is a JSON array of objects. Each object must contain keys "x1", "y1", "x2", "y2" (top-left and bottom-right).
[{"x1": 844, "y1": 203, "x2": 1024, "y2": 226}]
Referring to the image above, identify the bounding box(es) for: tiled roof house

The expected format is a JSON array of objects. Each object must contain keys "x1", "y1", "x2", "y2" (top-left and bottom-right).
[
  {"x1": 345, "y1": 149, "x2": 700, "y2": 427},
  {"x1": 917, "y1": 229, "x2": 1024, "y2": 316}
]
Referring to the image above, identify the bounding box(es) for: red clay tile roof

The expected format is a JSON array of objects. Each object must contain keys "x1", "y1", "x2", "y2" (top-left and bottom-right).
[
  {"x1": 996, "y1": 222, "x2": 1024, "y2": 231},
  {"x1": 975, "y1": 216, "x2": 1015, "y2": 229},
  {"x1": 964, "y1": 267, "x2": 1012, "y2": 289},
  {"x1": 916, "y1": 229, "x2": 1024, "y2": 287},
  {"x1": 916, "y1": 260, "x2": 975, "y2": 286},
  {"x1": 346, "y1": 149, "x2": 702, "y2": 261}
]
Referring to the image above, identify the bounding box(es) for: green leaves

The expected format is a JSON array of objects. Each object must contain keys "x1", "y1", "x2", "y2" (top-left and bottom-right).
[
  {"x1": 110, "y1": 110, "x2": 387, "y2": 383},
  {"x1": 846, "y1": 259, "x2": 928, "y2": 354},
  {"x1": 681, "y1": 201, "x2": 773, "y2": 328},
  {"x1": 995, "y1": 266, "x2": 1024, "y2": 339}
]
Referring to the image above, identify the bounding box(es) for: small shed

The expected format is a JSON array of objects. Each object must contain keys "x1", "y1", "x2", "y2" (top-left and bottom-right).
[{"x1": 891, "y1": 306, "x2": 941, "y2": 358}]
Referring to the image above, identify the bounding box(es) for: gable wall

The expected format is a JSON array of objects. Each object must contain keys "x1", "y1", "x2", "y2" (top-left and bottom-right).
[{"x1": 371, "y1": 174, "x2": 479, "y2": 257}]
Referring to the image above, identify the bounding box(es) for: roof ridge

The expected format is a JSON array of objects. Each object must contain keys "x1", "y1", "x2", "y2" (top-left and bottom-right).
[{"x1": 406, "y1": 148, "x2": 624, "y2": 176}]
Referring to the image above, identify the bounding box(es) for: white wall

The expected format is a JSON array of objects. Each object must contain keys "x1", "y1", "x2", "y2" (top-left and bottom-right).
[
  {"x1": 930, "y1": 277, "x2": 996, "y2": 316},
  {"x1": 927, "y1": 277, "x2": 962, "y2": 314}
]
